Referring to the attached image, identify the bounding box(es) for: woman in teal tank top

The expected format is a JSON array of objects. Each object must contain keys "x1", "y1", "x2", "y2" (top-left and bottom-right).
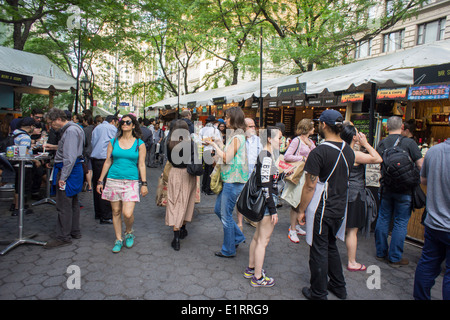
[{"x1": 97, "y1": 114, "x2": 148, "y2": 253}]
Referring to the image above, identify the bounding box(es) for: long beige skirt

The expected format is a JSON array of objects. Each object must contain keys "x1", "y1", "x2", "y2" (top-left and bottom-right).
[{"x1": 165, "y1": 167, "x2": 197, "y2": 229}]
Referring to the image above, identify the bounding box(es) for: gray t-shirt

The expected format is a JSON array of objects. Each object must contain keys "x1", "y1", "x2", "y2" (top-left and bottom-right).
[{"x1": 421, "y1": 139, "x2": 450, "y2": 232}]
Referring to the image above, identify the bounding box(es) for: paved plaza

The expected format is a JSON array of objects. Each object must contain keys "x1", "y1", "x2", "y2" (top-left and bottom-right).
[{"x1": 0, "y1": 166, "x2": 444, "y2": 301}]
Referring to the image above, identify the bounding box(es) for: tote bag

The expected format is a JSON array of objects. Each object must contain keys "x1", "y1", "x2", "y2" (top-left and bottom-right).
[{"x1": 236, "y1": 171, "x2": 266, "y2": 222}]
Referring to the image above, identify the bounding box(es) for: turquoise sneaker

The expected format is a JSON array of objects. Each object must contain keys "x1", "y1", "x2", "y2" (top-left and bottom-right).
[
  {"x1": 124, "y1": 232, "x2": 135, "y2": 248},
  {"x1": 112, "y1": 239, "x2": 123, "y2": 253}
]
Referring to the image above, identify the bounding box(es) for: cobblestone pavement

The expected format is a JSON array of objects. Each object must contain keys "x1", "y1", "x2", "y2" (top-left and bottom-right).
[{"x1": 0, "y1": 167, "x2": 444, "y2": 301}]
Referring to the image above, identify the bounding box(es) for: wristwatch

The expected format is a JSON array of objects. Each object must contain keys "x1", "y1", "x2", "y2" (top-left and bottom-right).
[{"x1": 141, "y1": 181, "x2": 148, "y2": 186}]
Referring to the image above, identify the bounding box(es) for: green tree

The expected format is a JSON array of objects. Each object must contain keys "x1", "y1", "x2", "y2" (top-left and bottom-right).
[{"x1": 255, "y1": 0, "x2": 428, "y2": 72}]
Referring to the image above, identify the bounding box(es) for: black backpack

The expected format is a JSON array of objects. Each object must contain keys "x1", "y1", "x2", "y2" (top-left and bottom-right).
[
  {"x1": 0, "y1": 131, "x2": 25, "y2": 153},
  {"x1": 380, "y1": 136, "x2": 420, "y2": 193}
]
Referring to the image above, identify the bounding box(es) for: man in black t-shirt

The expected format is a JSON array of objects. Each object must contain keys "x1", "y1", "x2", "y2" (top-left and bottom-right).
[
  {"x1": 375, "y1": 116, "x2": 423, "y2": 267},
  {"x1": 297, "y1": 109, "x2": 355, "y2": 300}
]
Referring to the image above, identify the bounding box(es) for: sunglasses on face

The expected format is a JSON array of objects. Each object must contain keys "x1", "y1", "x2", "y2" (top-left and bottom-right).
[{"x1": 120, "y1": 120, "x2": 132, "y2": 126}]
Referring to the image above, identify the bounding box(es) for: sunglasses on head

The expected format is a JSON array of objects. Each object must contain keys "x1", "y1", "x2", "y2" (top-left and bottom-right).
[{"x1": 120, "y1": 120, "x2": 132, "y2": 126}]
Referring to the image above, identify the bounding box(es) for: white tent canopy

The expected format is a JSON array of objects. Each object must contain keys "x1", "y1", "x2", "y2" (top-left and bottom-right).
[
  {"x1": 0, "y1": 45, "x2": 76, "y2": 92},
  {"x1": 147, "y1": 39, "x2": 450, "y2": 111}
]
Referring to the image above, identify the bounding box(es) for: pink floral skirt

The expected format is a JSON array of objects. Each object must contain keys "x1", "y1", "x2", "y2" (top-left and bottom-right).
[{"x1": 102, "y1": 178, "x2": 140, "y2": 202}]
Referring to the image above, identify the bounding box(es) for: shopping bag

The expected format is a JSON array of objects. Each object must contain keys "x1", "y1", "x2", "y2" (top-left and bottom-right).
[
  {"x1": 281, "y1": 171, "x2": 306, "y2": 208},
  {"x1": 276, "y1": 155, "x2": 305, "y2": 185},
  {"x1": 210, "y1": 164, "x2": 223, "y2": 194},
  {"x1": 156, "y1": 176, "x2": 169, "y2": 207}
]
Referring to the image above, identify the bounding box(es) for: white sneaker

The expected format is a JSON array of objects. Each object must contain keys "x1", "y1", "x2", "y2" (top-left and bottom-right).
[
  {"x1": 288, "y1": 228, "x2": 300, "y2": 243},
  {"x1": 295, "y1": 225, "x2": 306, "y2": 236}
]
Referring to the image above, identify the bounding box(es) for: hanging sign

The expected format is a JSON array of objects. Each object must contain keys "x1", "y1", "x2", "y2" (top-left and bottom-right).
[
  {"x1": 323, "y1": 97, "x2": 338, "y2": 106},
  {"x1": 187, "y1": 101, "x2": 196, "y2": 108},
  {"x1": 213, "y1": 97, "x2": 226, "y2": 105},
  {"x1": 408, "y1": 84, "x2": 449, "y2": 100},
  {"x1": 308, "y1": 98, "x2": 322, "y2": 106},
  {"x1": 414, "y1": 63, "x2": 450, "y2": 85},
  {"x1": 277, "y1": 83, "x2": 306, "y2": 97},
  {"x1": 377, "y1": 88, "x2": 407, "y2": 100},
  {"x1": 0, "y1": 70, "x2": 32, "y2": 86},
  {"x1": 341, "y1": 92, "x2": 364, "y2": 103}
]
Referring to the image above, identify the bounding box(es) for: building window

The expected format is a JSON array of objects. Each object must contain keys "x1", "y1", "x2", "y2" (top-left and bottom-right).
[
  {"x1": 417, "y1": 18, "x2": 446, "y2": 45},
  {"x1": 386, "y1": 0, "x2": 394, "y2": 18},
  {"x1": 383, "y1": 29, "x2": 404, "y2": 52},
  {"x1": 355, "y1": 39, "x2": 372, "y2": 58}
]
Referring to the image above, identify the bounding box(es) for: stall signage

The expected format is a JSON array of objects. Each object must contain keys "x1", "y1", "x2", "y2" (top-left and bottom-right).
[
  {"x1": 293, "y1": 98, "x2": 305, "y2": 106},
  {"x1": 252, "y1": 102, "x2": 259, "y2": 108},
  {"x1": 119, "y1": 102, "x2": 129, "y2": 106},
  {"x1": 187, "y1": 101, "x2": 196, "y2": 108},
  {"x1": 408, "y1": 84, "x2": 450, "y2": 100},
  {"x1": 308, "y1": 98, "x2": 322, "y2": 106},
  {"x1": 278, "y1": 99, "x2": 292, "y2": 106},
  {"x1": 323, "y1": 97, "x2": 338, "y2": 106},
  {"x1": 213, "y1": 97, "x2": 226, "y2": 105},
  {"x1": 377, "y1": 88, "x2": 407, "y2": 100},
  {"x1": 267, "y1": 100, "x2": 278, "y2": 108},
  {"x1": 277, "y1": 83, "x2": 306, "y2": 97},
  {"x1": 341, "y1": 92, "x2": 364, "y2": 103},
  {"x1": 0, "y1": 70, "x2": 33, "y2": 86},
  {"x1": 414, "y1": 63, "x2": 450, "y2": 85}
]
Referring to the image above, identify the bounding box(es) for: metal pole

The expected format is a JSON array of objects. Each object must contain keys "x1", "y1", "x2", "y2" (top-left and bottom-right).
[
  {"x1": 369, "y1": 82, "x2": 376, "y2": 146},
  {"x1": 75, "y1": 29, "x2": 81, "y2": 114},
  {"x1": 259, "y1": 27, "x2": 263, "y2": 128},
  {"x1": 177, "y1": 64, "x2": 180, "y2": 119}
]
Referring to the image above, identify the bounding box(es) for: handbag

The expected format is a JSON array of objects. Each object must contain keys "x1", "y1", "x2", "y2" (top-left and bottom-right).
[
  {"x1": 412, "y1": 184, "x2": 426, "y2": 209},
  {"x1": 187, "y1": 141, "x2": 204, "y2": 176},
  {"x1": 210, "y1": 164, "x2": 223, "y2": 194},
  {"x1": 156, "y1": 162, "x2": 172, "y2": 207},
  {"x1": 236, "y1": 171, "x2": 266, "y2": 222}
]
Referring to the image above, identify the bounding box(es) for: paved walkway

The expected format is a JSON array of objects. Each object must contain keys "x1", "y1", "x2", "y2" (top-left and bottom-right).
[{"x1": 0, "y1": 166, "x2": 444, "y2": 300}]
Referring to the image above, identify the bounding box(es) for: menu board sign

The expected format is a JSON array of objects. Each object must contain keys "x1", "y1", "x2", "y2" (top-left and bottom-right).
[
  {"x1": 279, "y1": 99, "x2": 292, "y2": 106},
  {"x1": 408, "y1": 85, "x2": 449, "y2": 100},
  {"x1": 350, "y1": 113, "x2": 371, "y2": 136},
  {"x1": 283, "y1": 108, "x2": 296, "y2": 136},
  {"x1": 265, "y1": 108, "x2": 281, "y2": 126}
]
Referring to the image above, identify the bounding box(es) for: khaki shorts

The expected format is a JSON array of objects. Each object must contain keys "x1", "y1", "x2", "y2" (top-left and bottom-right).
[{"x1": 102, "y1": 178, "x2": 140, "y2": 202}]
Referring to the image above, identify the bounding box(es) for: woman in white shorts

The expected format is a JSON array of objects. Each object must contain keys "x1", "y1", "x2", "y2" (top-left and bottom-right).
[{"x1": 97, "y1": 114, "x2": 148, "y2": 253}]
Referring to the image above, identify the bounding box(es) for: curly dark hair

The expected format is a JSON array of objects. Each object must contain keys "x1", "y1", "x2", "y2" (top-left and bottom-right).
[{"x1": 116, "y1": 114, "x2": 142, "y2": 139}]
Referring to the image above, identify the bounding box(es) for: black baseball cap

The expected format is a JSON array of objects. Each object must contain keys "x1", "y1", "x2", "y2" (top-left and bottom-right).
[
  {"x1": 315, "y1": 109, "x2": 343, "y2": 126},
  {"x1": 18, "y1": 117, "x2": 36, "y2": 128}
]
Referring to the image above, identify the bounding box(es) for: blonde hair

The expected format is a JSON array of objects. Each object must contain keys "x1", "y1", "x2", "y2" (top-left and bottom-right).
[{"x1": 296, "y1": 119, "x2": 314, "y2": 136}]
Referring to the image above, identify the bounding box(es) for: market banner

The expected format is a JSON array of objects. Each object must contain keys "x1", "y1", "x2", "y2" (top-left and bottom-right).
[
  {"x1": 341, "y1": 92, "x2": 364, "y2": 103},
  {"x1": 408, "y1": 84, "x2": 450, "y2": 100},
  {"x1": 377, "y1": 87, "x2": 407, "y2": 100}
]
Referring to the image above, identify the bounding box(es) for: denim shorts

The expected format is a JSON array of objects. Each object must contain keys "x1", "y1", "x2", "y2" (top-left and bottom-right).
[{"x1": 264, "y1": 194, "x2": 279, "y2": 216}]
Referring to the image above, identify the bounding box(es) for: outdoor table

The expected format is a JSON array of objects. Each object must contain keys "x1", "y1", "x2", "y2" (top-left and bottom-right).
[
  {"x1": 0, "y1": 154, "x2": 49, "y2": 255},
  {"x1": 32, "y1": 164, "x2": 56, "y2": 206}
]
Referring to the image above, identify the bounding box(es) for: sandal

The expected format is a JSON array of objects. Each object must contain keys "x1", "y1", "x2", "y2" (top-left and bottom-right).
[{"x1": 347, "y1": 264, "x2": 367, "y2": 272}]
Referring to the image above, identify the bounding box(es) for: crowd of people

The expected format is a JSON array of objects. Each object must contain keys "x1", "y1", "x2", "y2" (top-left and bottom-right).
[{"x1": 0, "y1": 106, "x2": 448, "y2": 300}]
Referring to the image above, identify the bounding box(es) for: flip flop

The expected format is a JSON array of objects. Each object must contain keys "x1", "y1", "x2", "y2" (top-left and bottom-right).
[{"x1": 347, "y1": 264, "x2": 367, "y2": 272}]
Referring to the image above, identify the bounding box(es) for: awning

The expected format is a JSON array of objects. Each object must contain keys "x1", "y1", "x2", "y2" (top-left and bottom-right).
[
  {"x1": 146, "y1": 39, "x2": 450, "y2": 111},
  {"x1": 0, "y1": 45, "x2": 76, "y2": 92}
]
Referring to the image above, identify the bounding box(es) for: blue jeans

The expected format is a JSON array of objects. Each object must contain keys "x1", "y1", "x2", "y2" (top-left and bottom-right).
[
  {"x1": 375, "y1": 192, "x2": 412, "y2": 262},
  {"x1": 214, "y1": 182, "x2": 246, "y2": 256},
  {"x1": 413, "y1": 226, "x2": 450, "y2": 300}
]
